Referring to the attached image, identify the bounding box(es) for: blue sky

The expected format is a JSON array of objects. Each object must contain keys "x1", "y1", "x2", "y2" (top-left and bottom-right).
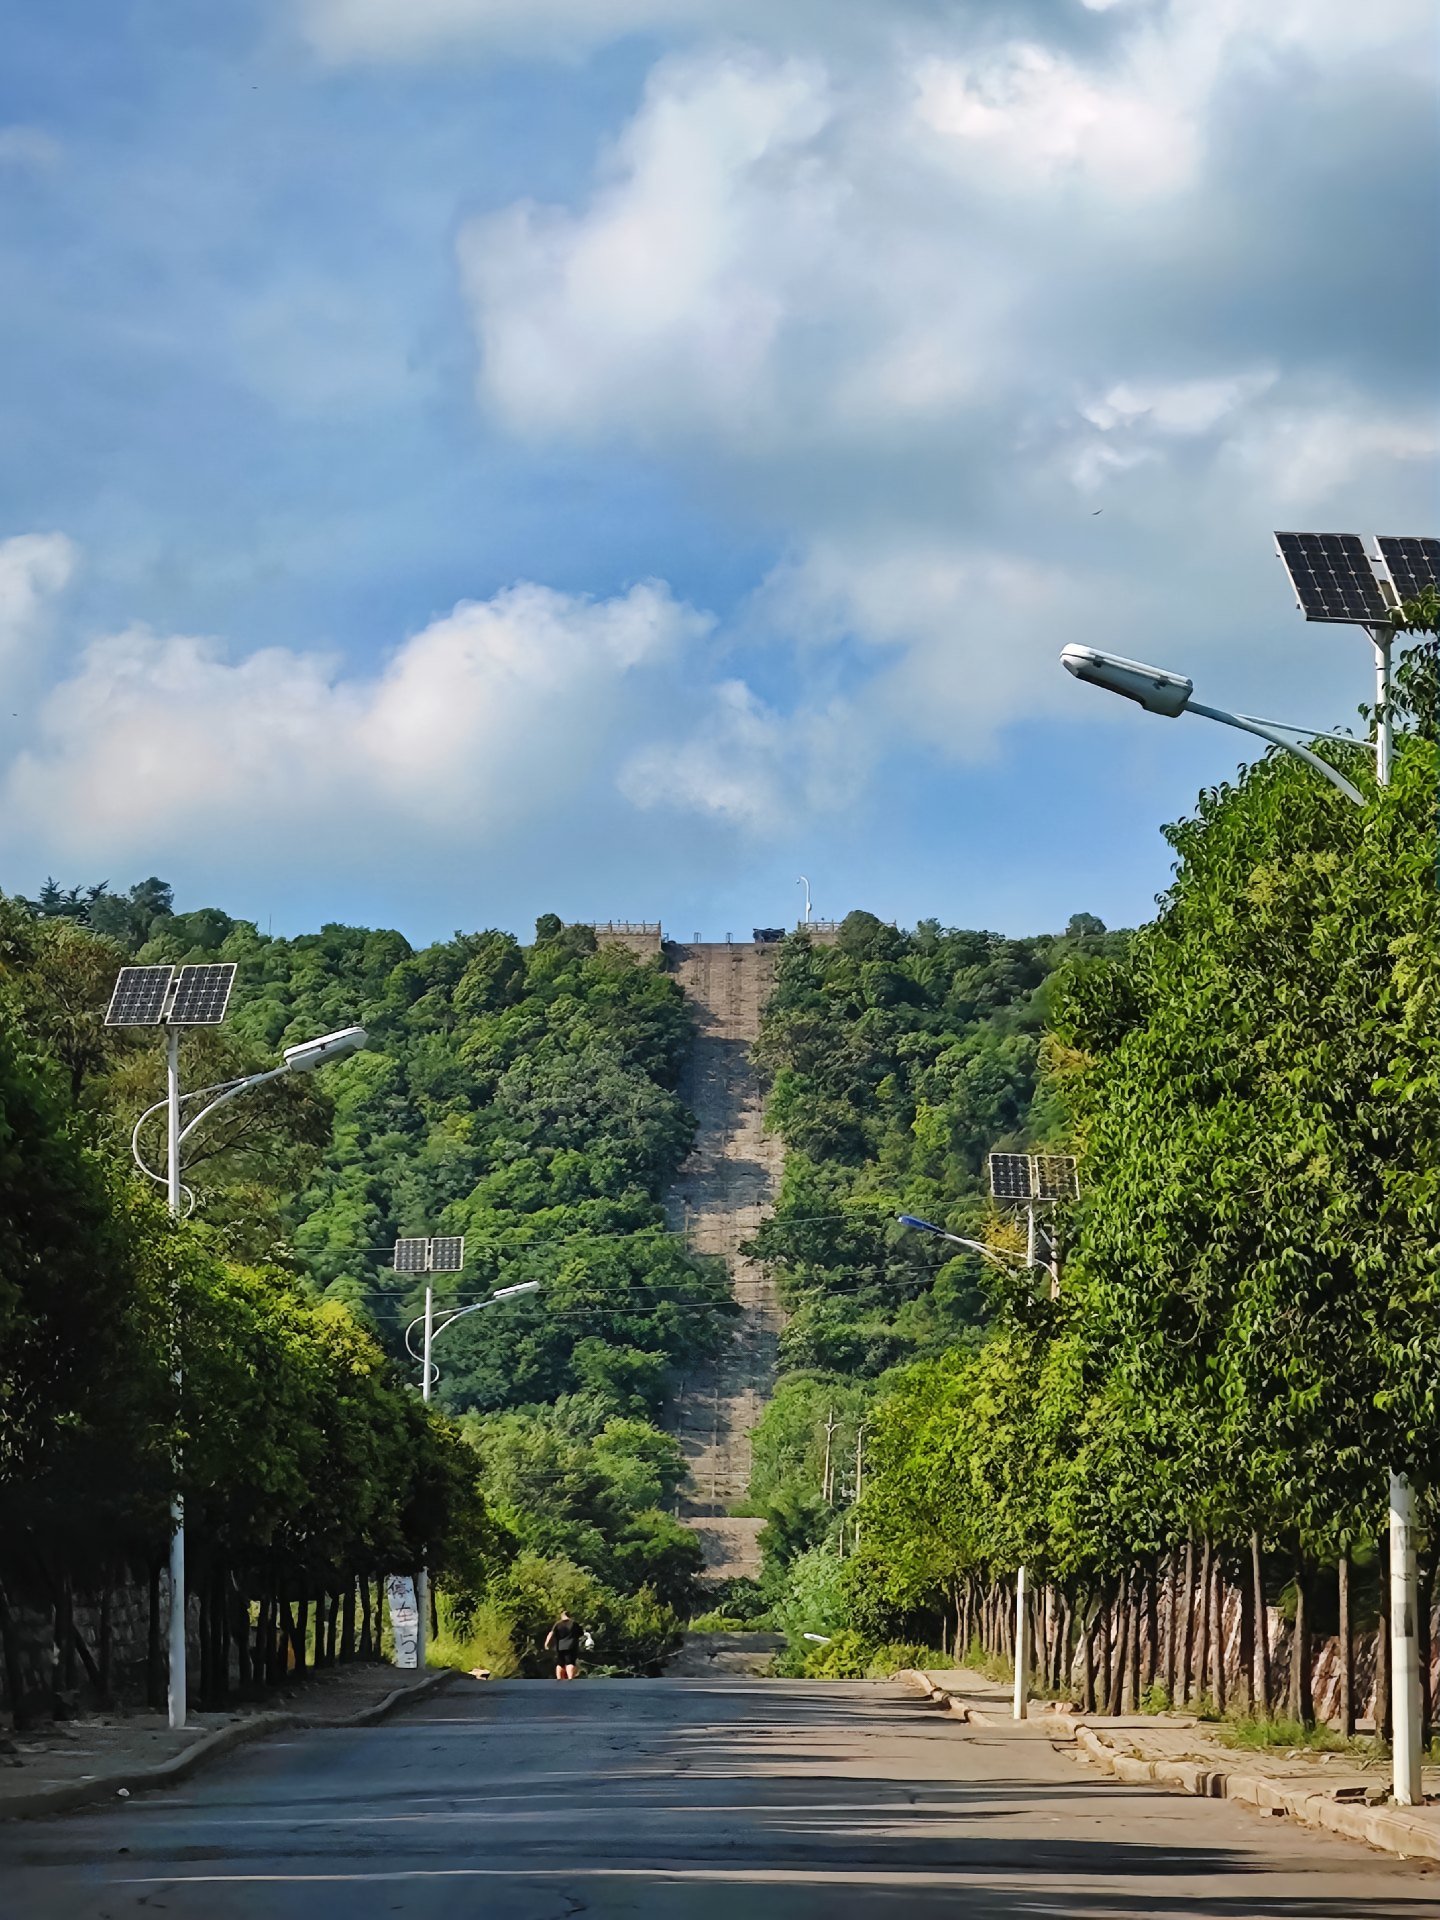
[{"x1": 1, "y1": 0, "x2": 1435, "y2": 945}]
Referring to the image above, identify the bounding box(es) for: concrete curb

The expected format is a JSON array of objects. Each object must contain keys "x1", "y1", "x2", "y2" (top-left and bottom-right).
[
  {"x1": 894, "y1": 1671, "x2": 1440, "y2": 1865},
  {"x1": 2, "y1": 1665, "x2": 459, "y2": 1822}
]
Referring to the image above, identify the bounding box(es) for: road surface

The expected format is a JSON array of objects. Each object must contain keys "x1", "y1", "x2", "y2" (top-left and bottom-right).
[{"x1": 4, "y1": 1678, "x2": 1437, "y2": 1917}]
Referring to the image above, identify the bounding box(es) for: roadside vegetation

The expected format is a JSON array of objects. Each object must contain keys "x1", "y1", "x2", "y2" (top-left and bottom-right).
[
  {"x1": 748, "y1": 634, "x2": 1439, "y2": 1739},
  {"x1": 0, "y1": 900, "x2": 736, "y2": 1711}
]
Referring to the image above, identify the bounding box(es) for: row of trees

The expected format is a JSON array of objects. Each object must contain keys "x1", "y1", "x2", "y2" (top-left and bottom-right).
[
  {"x1": 0, "y1": 913, "x2": 483, "y2": 1720},
  {"x1": 748, "y1": 638, "x2": 1437, "y2": 1728}
]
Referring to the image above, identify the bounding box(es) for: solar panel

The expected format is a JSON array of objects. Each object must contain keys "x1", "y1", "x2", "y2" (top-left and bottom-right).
[
  {"x1": 1376, "y1": 536, "x2": 1440, "y2": 605},
  {"x1": 1034, "y1": 1155, "x2": 1079, "y2": 1202},
  {"x1": 429, "y1": 1236, "x2": 465, "y2": 1273},
  {"x1": 989, "y1": 1153, "x2": 1033, "y2": 1202},
  {"x1": 167, "y1": 962, "x2": 237, "y2": 1026},
  {"x1": 104, "y1": 965, "x2": 174, "y2": 1027},
  {"x1": 393, "y1": 1238, "x2": 429, "y2": 1274},
  {"x1": 1274, "y1": 532, "x2": 1389, "y2": 625}
]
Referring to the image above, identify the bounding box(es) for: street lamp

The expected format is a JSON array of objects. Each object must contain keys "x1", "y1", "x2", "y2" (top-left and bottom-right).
[
  {"x1": 108, "y1": 961, "x2": 367, "y2": 1730},
  {"x1": 897, "y1": 1214, "x2": 1033, "y2": 1272},
  {"x1": 797, "y1": 876, "x2": 813, "y2": 926},
  {"x1": 396, "y1": 1236, "x2": 539, "y2": 1667},
  {"x1": 901, "y1": 1155, "x2": 1077, "y2": 1721},
  {"x1": 1060, "y1": 644, "x2": 1366, "y2": 806}
]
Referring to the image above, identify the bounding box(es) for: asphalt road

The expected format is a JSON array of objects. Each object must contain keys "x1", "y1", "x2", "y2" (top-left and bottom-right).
[{"x1": 4, "y1": 1677, "x2": 1438, "y2": 1918}]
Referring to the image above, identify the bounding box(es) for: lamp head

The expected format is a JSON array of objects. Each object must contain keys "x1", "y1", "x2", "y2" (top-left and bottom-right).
[
  {"x1": 897, "y1": 1213, "x2": 941, "y2": 1235},
  {"x1": 283, "y1": 1025, "x2": 368, "y2": 1073},
  {"x1": 1061, "y1": 644, "x2": 1193, "y2": 718}
]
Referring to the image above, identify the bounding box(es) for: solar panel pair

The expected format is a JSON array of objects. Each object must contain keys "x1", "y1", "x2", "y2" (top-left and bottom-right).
[
  {"x1": 1275, "y1": 532, "x2": 1440, "y2": 624},
  {"x1": 104, "y1": 962, "x2": 237, "y2": 1027},
  {"x1": 393, "y1": 1236, "x2": 466, "y2": 1274},
  {"x1": 988, "y1": 1153, "x2": 1079, "y2": 1203}
]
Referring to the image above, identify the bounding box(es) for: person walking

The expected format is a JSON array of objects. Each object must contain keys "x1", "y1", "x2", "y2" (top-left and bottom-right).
[{"x1": 544, "y1": 1609, "x2": 582, "y2": 1680}]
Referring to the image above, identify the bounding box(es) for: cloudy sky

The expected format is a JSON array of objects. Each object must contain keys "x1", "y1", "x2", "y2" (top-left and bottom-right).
[{"x1": 1, "y1": 2, "x2": 1435, "y2": 943}]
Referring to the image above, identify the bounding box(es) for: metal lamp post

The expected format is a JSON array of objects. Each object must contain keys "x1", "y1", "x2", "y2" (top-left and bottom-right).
[
  {"x1": 109, "y1": 960, "x2": 367, "y2": 1731},
  {"x1": 398, "y1": 1244, "x2": 539, "y2": 1667},
  {"x1": 1060, "y1": 536, "x2": 1432, "y2": 1802},
  {"x1": 898, "y1": 1170, "x2": 1075, "y2": 1723}
]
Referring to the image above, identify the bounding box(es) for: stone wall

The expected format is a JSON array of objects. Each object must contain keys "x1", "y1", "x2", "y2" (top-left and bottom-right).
[{"x1": 0, "y1": 1568, "x2": 194, "y2": 1719}]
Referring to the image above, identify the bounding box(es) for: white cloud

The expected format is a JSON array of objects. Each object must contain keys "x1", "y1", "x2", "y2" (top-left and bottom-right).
[
  {"x1": 461, "y1": 52, "x2": 837, "y2": 441},
  {"x1": 619, "y1": 677, "x2": 862, "y2": 829},
  {"x1": 1218, "y1": 400, "x2": 1440, "y2": 508},
  {"x1": 0, "y1": 533, "x2": 76, "y2": 669},
  {"x1": 1081, "y1": 374, "x2": 1277, "y2": 437},
  {"x1": 912, "y1": 42, "x2": 1199, "y2": 199},
  {"x1": 2, "y1": 578, "x2": 712, "y2": 869},
  {"x1": 755, "y1": 539, "x2": 1112, "y2": 752}
]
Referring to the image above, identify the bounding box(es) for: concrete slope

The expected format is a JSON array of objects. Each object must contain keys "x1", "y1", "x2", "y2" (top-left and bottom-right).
[{"x1": 665, "y1": 941, "x2": 783, "y2": 1581}]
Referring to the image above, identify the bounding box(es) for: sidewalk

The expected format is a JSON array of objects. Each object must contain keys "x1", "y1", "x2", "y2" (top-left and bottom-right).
[
  {"x1": 0, "y1": 1661, "x2": 456, "y2": 1820},
  {"x1": 898, "y1": 1664, "x2": 1440, "y2": 1866}
]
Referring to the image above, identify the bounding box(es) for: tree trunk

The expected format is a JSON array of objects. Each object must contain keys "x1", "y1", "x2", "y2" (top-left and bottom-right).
[
  {"x1": 1289, "y1": 1552, "x2": 1313, "y2": 1728},
  {"x1": 1142, "y1": 1558, "x2": 1159, "y2": 1694},
  {"x1": 1099, "y1": 1584, "x2": 1114, "y2": 1711},
  {"x1": 197, "y1": 1579, "x2": 212, "y2": 1706},
  {"x1": 56, "y1": 1569, "x2": 76, "y2": 1697},
  {"x1": 1079, "y1": 1592, "x2": 1095, "y2": 1713},
  {"x1": 256, "y1": 1591, "x2": 272, "y2": 1687},
  {"x1": 1209, "y1": 1550, "x2": 1226, "y2": 1715},
  {"x1": 1106, "y1": 1582, "x2": 1127, "y2": 1715},
  {"x1": 0, "y1": 1573, "x2": 32, "y2": 1730},
  {"x1": 359, "y1": 1578, "x2": 373, "y2": 1661},
  {"x1": 1250, "y1": 1534, "x2": 1270, "y2": 1717},
  {"x1": 1177, "y1": 1532, "x2": 1195, "y2": 1705},
  {"x1": 1336, "y1": 1554, "x2": 1353, "y2": 1739},
  {"x1": 233, "y1": 1579, "x2": 252, "y2": 1693},
  {"x1": 211, "y1": 1567, "x2": 229, "y2": 1705},
  {"x1": 1162, "y1": 1547, "x2": 1179, "y2": 1701},
  {"x1": 1418, "y1": 1553, "x2": 1434, "y2": 1750},
  {"x1": 147, "y1": 1559, "x2": 164, "y2": 1711},
  {"x1": 1126, "y1": 1576, "x2": 1142, "y2": 1710},
  {"x1": 281, "y1": 1594, "x2": 304, "y2": 1676},
  {"x1": 1194, "y1": 1538, "x2": 1213, "y2": 1704},
  {"x1": 1375, "y1": 1532, "x2": 1391, "y2": 1743},
  {"x1": 98, "y1": 1575, "x2": 114, "y2": 1704},
  {"x1": 1236, "y1": 1550, "x2": 1254, "y2": 1715},
  {"x1": 341, "y1": 1581, "x2": 357, "y2": 1663},
  {"x1": 1056, "y1": 1588, "x2": 1072, "y2": 1696}
]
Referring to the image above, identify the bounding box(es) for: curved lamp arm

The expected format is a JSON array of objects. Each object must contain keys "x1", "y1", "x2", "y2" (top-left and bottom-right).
[
  {"x1": 1187, "y1": 703, "x2": 1365, "y2": 807},
  {"x1": 896, "y1": 1214, "x2": 1042, "y2": 1275},
  {"x1": 405, "y1": 1282, "x2": 541, "y2": 1390}
]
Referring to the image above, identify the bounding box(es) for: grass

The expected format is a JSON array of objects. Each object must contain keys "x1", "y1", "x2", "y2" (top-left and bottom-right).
[
  {"x1": 1217, "y1": 1714, "x2": 1381, "y2": 1757},
  {"x1": 426, "y1": 1599, "x2": 522, "y2": 1678}
]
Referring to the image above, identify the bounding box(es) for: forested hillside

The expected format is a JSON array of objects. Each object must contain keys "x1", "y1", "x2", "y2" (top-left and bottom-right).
[
  {"x1": 2, "y1": 890, "x2": 738, "y2": 1689},
  {"x1": 742, "y1": 911, "x2": 1125, "y2": 1599}
]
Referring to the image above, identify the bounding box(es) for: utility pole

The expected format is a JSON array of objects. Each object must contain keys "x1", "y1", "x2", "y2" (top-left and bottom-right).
[
  {"x1": 1014, "y1": 1565, "x2": 1031, "y2": 1721},
  {"x1": 417, "y1": 1280, "x2": 435, "y2": 1670},
  {"x1": 852, "y1": 1426, "x2": 865, "y2": 1552},
  {"x1": 164, "y1": 1025, "x2": 185, "y2": 1733},
  {"x1": 822, "y1": 1409, "x2": 838, "y2": 1506}
]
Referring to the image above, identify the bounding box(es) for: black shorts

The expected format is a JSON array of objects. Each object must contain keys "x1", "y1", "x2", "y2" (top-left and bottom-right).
[{"x1": 553, "y1": 1645, "x2": 579, "y2": 1664}]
